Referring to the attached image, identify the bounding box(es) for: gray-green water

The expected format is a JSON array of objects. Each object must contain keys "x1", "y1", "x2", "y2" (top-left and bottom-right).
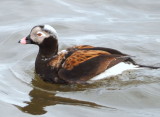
[{"x1": 0, "y1": 0, "x2": 160, "y2": 117}]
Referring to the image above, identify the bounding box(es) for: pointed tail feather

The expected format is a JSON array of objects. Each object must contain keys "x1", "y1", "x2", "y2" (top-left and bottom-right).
[
  {"x1": 125, "y1": 57, "x2": 160, "y2": 69},
  {"x1": 136, "y1": 64, "x2": 160, "y2": 69}
]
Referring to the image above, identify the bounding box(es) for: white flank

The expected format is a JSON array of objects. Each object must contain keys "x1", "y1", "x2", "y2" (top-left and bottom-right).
[{"x1": 91, "y1": 62, "x2": 140, "y2": 81}]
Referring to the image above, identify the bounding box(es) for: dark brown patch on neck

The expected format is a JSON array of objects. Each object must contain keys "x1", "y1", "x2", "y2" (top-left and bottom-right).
[
  {"x1": 38, "y1": 37, "x2": 58, "y2": 58},
  {"x1": 34, "y1": 36, "x2": 63, "y2": 83}
]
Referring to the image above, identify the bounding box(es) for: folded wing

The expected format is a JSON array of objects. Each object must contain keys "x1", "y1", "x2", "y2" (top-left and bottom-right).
[{"x1": 58, "y1": 50, "x2": 129, "y2": 83}]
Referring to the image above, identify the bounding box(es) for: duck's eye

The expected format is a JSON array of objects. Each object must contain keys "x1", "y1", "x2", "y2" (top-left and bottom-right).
[{"x1": 37, "y1": 32, "x2": 44, "y2": 37}]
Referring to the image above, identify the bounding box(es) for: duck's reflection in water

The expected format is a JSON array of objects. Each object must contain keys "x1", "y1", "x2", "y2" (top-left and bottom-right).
[{"x1": 16, "y1": 75, "x2": 108, "y2": 115}]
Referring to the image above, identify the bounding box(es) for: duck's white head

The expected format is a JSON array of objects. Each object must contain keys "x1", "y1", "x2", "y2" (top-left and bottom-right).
[{"x1": 19, "y1": 24, "x2": 58, "y2": 45}]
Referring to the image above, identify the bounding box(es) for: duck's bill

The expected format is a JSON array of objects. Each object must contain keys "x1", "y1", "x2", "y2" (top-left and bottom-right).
[
  {"x1": 18, "y1": 35, "x2": 34, "y2": 44},
  {"x1": 18, "y1": 37, "x2": 27, "y2": 44}
]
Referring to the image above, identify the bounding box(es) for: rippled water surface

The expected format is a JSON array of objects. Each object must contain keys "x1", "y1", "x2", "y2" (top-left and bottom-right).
[{"x1": 0, "y1": 0, "x2": 160, "y2": 117}]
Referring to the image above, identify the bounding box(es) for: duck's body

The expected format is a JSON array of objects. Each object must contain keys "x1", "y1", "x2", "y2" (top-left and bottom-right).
[
  {"x1": 35, "y1": 45, "x2": 137, "y2": 84},
  {"x1": 19, "y1": 25, "x2": 159, "y2": 84}
]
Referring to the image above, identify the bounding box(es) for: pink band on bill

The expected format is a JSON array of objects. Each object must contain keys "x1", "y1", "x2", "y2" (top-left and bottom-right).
[{"x1": 20, "y1": 37, "x2": 27, "y2": 44}]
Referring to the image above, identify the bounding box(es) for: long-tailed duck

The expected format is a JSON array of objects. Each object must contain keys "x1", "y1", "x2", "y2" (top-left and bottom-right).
[{"x1": 18, "y1": 25, "x2": 159, "y2": 84}]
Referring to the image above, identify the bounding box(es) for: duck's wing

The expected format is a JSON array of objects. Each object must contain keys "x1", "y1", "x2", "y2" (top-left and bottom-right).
[
  {"x1": 82, "y1": 47, "x2": 127, "y2": 55},
  {"x1": 58, "y1": 50, "x2": 130, "y2": 83},
  {"x1": 67, "y1": 45, "x2": 126, "y2": 55},
  {"x1": 66, "y1": 45, "x2": 94, "y2": 51},
  {"x1": 67, "y1": 45, "x2": 136, "y2": 65}
]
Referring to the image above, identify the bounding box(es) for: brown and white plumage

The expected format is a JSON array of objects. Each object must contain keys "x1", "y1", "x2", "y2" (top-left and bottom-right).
[{"x1": 18, "y1": 25, "x2": 159, "y2": 84}]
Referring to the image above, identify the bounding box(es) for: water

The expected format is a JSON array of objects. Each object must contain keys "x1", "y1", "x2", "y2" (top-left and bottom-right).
[{"x1": 0, "y1": 0, "x2": 160, "y2": 117}]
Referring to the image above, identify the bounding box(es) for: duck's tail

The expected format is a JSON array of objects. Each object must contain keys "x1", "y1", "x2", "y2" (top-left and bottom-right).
[
  {"x1": 126, "y1": 58, "x2": 160, "y2": 69},
  {"x1": 136, "y1": 64, "x2": 160, "y2": 69}
]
